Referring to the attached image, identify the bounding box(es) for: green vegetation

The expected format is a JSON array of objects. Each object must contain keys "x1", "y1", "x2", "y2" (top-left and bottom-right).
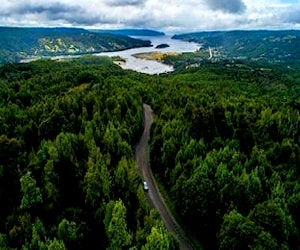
[
  {"x1": 155, "y1": 44, "x2": 170, "y2": 49},
  {"x1": 162, "y1": 51, "x2": 209, "y2": 70},
  {"x1": 0, "y1": 54, "x2": 300, "y2": 249},
  {"x1": 0, "y1": 57, "x2": 177, "y2": 249},
  {"x1": 0, "y1": 27, "x2": 151, "y2": 65},
  {"x1": 173, "y1": 30, "x2": 300, "y2": 68},
  {"x1": 149, "y1": 63, "x2": 300, "y2": 249}
]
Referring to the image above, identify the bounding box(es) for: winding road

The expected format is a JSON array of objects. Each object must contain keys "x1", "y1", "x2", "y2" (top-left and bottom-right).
[{"x1": 135, "y1": 104, "x2": 194, "y2": 250}]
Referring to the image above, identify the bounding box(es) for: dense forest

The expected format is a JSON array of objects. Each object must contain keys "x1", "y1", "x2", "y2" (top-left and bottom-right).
[
  {"x1": 0, "y1": 57, "x2": 178, "y2": 249},
  {"x1": 0, "y1": 27, "x2": 151, "y2": 65},
  {"x1": 172, "y1": 30, "x2": 300, "y2": 68},
  {"x1": 0, "y1": 55, "x2": 300, "y2": 249},
  {"x1": 149, "y1": 63, "x2": 300, "y2": 249}
]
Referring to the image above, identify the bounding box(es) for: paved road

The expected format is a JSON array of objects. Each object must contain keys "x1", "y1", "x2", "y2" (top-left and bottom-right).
[{"x1": 136, "y1": 104, "x2": 194, "y2": 250}]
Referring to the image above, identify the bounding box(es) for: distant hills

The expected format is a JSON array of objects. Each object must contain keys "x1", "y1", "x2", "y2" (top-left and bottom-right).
[
  {"x1": 90, "y1": 29, "x2": 165, "y2": 37},
  {"x1": 0, "y1": 27, "x2": 151, "y2": 64},
  {"x1": 173, "y1": 30, "x2": 300, "y2": 68},
  {"x1": 3, "y1": 27, "x2": 299, "y2": 69}
]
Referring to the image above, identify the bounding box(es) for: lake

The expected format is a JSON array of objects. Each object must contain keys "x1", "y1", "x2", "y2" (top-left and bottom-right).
[
  {"x1": 95, "y1": 36, "x2": 200, "y2": 74},
  {"x1": 22, "y1": 36, "x2": 200, "y2": 74}
]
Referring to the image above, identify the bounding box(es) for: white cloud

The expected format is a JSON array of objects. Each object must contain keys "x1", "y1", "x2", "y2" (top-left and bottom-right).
[{"x1": 0, "y1": 0, "x2": 299, "y2": 33}]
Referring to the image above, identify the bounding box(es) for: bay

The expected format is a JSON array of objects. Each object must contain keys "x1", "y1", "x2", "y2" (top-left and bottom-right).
[
  {"x1": 96, "y1": 36, "x2": 200, "y2": 74},
  {"x1": 22, "y1": 36, "x2": 200, "y2": 74}
]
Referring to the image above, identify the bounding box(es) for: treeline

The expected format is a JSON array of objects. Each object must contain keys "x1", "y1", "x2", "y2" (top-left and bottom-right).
[
  {"x1": 0, "y1": 57, "x2": 178, "y2": 249},
  {"x1": 172, "y1": 30, "x2": 300, "y2": 68},
  {"x1": 149, "y1": 63, "x2": 300, "y2": 249},
  {"x1": 0, "y1": 27, "x2": 151, "y2": 65},
  {"x1": 1, "y1": 55, "x2": 300, "y2": 249}
]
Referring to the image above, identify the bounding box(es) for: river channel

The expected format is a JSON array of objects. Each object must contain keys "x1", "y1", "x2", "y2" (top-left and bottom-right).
[
  {"x1": 96, "y1": 36, "x2": 200, "y2": 74},
  {"x1": 22, "y1": 36, "x2": 200, "y2": 74}
]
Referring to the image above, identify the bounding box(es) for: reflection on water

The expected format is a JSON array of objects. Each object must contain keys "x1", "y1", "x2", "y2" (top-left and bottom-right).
[{"x1": 22, "y1": 36, "x2": 200, "y2": 74}]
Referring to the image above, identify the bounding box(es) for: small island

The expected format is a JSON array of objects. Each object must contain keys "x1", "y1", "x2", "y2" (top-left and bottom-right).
[{"x1": 155, "y1": 43, "x2": 170, "y2": 49}]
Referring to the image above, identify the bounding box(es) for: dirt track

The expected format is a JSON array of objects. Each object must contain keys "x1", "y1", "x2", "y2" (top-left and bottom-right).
[{"x1": 135, "y1": 104, "x2": 194, "y2": 250}]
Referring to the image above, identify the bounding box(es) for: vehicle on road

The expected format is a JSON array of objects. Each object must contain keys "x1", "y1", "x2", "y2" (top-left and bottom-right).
[{"x1": 143, "y1": 181, "x2": 149, "y2": 191}]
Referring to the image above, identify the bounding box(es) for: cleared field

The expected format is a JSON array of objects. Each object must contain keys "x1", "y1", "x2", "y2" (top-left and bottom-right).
[{"x1": 132, "y1": 51, "x2": 181, "y2": 61}]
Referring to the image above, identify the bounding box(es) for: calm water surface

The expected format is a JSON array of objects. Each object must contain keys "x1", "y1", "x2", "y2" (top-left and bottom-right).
[
  {"x1": 22, "y1": 36, "x2": 200, "y2": 74},
  {"x1": 97, "y1": 36, "x2": 200, "y2": 74}
]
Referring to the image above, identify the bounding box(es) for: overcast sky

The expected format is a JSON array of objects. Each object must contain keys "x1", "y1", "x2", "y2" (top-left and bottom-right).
[{"x1": 0, "y1": 0, "x2": 299, "y2": 33}]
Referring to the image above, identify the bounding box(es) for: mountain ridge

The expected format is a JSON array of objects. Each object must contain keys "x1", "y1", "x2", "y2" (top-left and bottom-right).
[
  {"x1": 90, "y1": 28, "x2": 165, "y2": 37},
  {"x1": 0, "y1": 27, "x2": 151, "y2": 64},
  {"x1": 172, "y1": 30, "x2": 300, "y2": 68}
]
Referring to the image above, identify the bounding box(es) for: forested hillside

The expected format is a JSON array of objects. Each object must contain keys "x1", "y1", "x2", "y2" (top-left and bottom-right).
[
  {"x1": 172, "y1": 30, "x2": 300, "y2": 68},
  {"x1": 0, "y1": 57, "x2": 177, "y2": 249},
  {"x1": 149, "y1": 63, "x2": 300, "y2": 249},
  {"x1": 0, "y1": 27, "x2": 151, "y2": 65},
  {"x1": 0, "y1": 56, "x2": 300, "y2": 249}
]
